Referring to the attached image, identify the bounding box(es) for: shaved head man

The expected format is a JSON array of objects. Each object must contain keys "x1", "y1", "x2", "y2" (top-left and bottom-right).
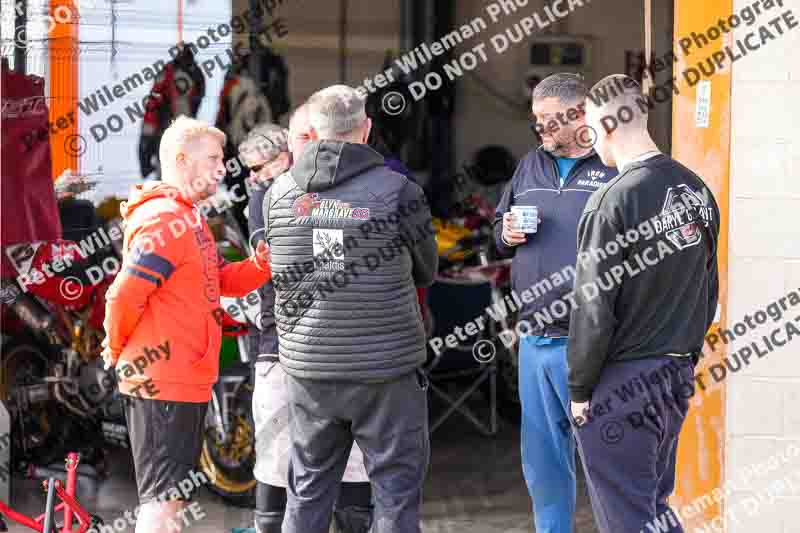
[
  {"x1": 567, "y1": 75, "x2": 720, "y2": 533},
  {"x1": 582, "y1": 74, "x2": 657, "y2": 169}
]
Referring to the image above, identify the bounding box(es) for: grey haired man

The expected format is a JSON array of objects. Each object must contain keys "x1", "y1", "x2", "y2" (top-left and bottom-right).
[{"x1": 264, "y1": 85, "x2": 437, "y2": 533}]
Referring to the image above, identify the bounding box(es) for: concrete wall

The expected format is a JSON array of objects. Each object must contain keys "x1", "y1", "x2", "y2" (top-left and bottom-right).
[
  {"x1": 726, "y1": 0, "x2": 800, "y2": 530},
  {"x1": 450, "y1": 0, "x2": 647, "y2": 167},
  {"x1": 236, "y1": 0, "x2": 650, "y2": 165},
  {"x1": 235, "y1": 0, "x2": 403, "y2": 126}
]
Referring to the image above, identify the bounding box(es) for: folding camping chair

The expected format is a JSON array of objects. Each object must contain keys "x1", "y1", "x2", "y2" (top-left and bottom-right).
[{"x1": 423, "y1": 267, "x2": 505, "y2": 437}]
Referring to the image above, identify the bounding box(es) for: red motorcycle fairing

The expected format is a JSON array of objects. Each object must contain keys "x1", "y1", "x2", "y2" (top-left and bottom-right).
[{"x1": 4, "y1": 239, "x2": 112, "y2": 325}]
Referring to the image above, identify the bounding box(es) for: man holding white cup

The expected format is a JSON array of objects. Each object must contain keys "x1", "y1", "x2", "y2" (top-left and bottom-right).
[{"x1": 493, "y1": 73, "x2": 616, "y2": 533}]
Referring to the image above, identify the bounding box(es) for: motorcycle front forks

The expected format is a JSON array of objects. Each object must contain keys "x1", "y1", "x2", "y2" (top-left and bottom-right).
[
  {"x1": 209, "y1": 336, "x2": 252, "y2": 444},
  {"x1": 209, "y1": 377, "x2": 250, "y2": 444}
]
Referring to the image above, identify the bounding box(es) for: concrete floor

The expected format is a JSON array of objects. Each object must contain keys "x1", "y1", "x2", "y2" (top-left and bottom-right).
[{"x1": 7, "y1": 402, "x2": 599, "y2": 533}]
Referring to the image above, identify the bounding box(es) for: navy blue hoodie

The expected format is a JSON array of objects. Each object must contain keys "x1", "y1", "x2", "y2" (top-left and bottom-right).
[{"x1": 494, "y1": 147, "x2": 617, "y2": 336}]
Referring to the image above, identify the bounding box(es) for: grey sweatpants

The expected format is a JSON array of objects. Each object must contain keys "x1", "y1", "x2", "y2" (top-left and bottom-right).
[{"x1": 282, "y1": 370, "x2": 430, "y2": 533}]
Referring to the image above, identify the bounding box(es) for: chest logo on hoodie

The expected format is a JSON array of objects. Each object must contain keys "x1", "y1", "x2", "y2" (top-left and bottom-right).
[
  {"x1": 576, "y1": 170, "x2": 607, "y2": 188},
  {"x1": 193, "y1": 228, "x2": 219, "y2": 303},
  {"x1": 292, "y1": 193, "x2": 370, "y2": 220}
]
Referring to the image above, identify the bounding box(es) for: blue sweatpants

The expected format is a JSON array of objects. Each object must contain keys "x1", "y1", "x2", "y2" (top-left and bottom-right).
[{"x1": 518, "y1": 335, "x2": 575, "y2": 533}]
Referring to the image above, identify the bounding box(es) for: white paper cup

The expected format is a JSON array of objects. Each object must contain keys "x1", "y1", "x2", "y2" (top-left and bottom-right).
[{"x1": 511, "y1": 206, "x2": 539, "y2": 233}]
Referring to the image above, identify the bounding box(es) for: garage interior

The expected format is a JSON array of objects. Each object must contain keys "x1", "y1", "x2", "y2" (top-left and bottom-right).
[{"x1": 1, "y1": 0, "x2": 730, "y2": 532}]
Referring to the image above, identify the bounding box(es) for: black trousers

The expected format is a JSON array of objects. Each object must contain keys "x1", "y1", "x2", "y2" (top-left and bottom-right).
[
  {"x1": 256, "y1": 481, "x2": 371, "y2": 513},
  {"x1": 283, "y1": 371, "x2": 429, "y2": 533},
  {"x1": 573, "y1": 356, "x2": 695, "y2": 533},
  {"x1": 124, "y1": 397, "x2": 207, "y2": 504}
]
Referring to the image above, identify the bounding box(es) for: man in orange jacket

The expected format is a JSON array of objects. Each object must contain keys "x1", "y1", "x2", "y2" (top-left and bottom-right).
[{"x1": 102, "y1": 115, "x2": 271, "y2": 533}]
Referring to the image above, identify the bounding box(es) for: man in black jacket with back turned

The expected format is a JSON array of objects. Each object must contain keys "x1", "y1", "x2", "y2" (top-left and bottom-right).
[
  {"x1": 264, "y1": 85, "x2": 437, "y2": 533},
  {"x1": 568, "y1": 75, "x2": 720, "y2": 533}
]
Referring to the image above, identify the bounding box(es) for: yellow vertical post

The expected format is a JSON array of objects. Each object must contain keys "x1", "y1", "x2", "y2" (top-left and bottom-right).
[{"x1": 671, "y1": 0, "x2": 731, "y2": 530}]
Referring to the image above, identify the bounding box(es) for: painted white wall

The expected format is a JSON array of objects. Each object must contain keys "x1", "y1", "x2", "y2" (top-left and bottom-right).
[
  {"x1": 726, "y1": 0, "x2": 800, "y2": 531},
  {"x1": 73, "y1": 0, "x2": 403, "y2": 203},
  {"x1": 2, "y1": 0, "x2": 45, "y2": 74},
  {"x1": 450, "y1": 0, "x2": 645, "y2": 169},
  {"x1": 75, "y1": 0, "x2": 232, "y2": 202}
]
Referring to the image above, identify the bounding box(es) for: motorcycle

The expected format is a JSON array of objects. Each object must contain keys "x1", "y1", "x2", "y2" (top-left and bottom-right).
[
  {"x1": 0, "y1": 198, "x2": 261, "y2": 506},
  {"x1": 198, "y1": 208, "x2": 260, "y2": 507},
  {"x1": 0, "y1": 233, "x2": 124, "y2": 472}
]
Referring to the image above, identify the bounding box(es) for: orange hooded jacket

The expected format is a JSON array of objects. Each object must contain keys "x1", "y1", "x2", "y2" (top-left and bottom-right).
[{"x1": 103, "y1": 182, "x2": 270, "y2": 403}]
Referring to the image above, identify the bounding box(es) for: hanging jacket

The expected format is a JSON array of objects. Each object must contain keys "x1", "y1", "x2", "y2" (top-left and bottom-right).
[
  {"x1": 215, "y1": 72, "x2": 273, "y2": 151},
  {"x1": 138, "y1": 51, "x2": 205, "y2": 178},
  {"x1": 1, "y1": 66, "x2": 61, "y2": 278}
]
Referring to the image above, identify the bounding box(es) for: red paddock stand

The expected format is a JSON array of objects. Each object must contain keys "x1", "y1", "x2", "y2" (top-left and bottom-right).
[{"x1": 0, "y1": 453, "x2": 102, "y2": 532}]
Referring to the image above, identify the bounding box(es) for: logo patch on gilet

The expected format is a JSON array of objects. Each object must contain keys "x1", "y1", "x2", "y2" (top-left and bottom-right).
[
  {"x1": 293, "y1": 193, "x2": 370, "y2": 220},
  {"x1": 312, "y1": 228, "x2": 345, "y2": 271}
]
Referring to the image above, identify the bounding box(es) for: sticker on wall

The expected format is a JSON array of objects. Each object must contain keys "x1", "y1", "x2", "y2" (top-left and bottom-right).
[{"x1": 695, "y1": 80, "x2": 711, "y2": 128}]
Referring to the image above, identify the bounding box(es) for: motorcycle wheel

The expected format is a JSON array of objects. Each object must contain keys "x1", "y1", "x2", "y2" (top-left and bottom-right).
[
  {"x1": 199, "y1": 382, "x2": 257, "y2": 508},
  {"x1": 1, "y1": 337, "x2": 65, "y2": 466}
]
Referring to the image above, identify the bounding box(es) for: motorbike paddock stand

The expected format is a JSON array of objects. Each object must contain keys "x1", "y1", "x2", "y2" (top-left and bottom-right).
[{"x1": 0, "y1": 452, "x2": 103, "y2": 532}]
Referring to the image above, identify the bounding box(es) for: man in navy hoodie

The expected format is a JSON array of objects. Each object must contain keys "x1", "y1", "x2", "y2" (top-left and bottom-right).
[{"x1": 494, "y1": 73, "x2": 616, "y2": 533}]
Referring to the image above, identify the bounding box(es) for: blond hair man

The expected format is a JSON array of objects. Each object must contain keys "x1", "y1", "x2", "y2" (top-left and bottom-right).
[{"x1": 103, "y1": 116, "x2": 271, "y2": 532}]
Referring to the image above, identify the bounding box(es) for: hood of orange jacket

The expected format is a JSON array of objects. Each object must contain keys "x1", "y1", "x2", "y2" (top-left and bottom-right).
[{"x1": 120, "y1": 182, "x2": 193, "y2": 218}]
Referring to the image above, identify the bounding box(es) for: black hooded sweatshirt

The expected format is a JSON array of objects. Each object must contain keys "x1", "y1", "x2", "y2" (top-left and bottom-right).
[{"x1": 567, "y1": 154, "x2": 720, "y2": 402}]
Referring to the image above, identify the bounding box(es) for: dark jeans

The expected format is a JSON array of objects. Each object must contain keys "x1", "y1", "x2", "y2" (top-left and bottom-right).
[
  {"x1": 283, "y1": 371, "x2": 429, "y2": 533},
  {"x1": 573, "y1": 356, "x2": 695, "y2": 533}
]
